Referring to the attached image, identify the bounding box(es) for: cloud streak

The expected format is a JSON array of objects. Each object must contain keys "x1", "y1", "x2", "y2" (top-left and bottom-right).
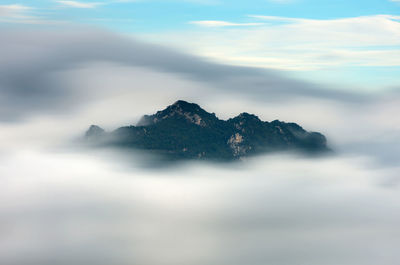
[
  {"x1": 56, "y1": 0, "x2": 104, "y2": 8},
  {"x1": 150, "y1": 15, "x2": 400, "y2": 72},
  {"x1": 0, "y1": 4, "x2": 64, "y2": 24},
  {"x1": 190, "y1": 20, "x2": 264, "y2": 27},
  {"x1": 0, "y1": 26, "x2": 376, "y2": 122},
  {"x1": 0, "y1": 4, "x2": 33, "y2": 21}
]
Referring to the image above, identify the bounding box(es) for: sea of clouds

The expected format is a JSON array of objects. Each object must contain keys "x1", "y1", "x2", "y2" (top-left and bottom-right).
[{"x1": 0, "y1": 26, "x2": 399, "y2": 265}]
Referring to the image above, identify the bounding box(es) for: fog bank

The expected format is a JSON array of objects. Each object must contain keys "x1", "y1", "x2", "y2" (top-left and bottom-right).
[{"x1": 1, "y1": 149, "x2": 400, "y2": 265}]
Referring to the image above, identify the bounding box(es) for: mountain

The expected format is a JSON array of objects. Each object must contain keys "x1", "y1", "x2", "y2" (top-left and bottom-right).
[{"x1": 85, "y1": 100, "x2": 329, "y2": 160}]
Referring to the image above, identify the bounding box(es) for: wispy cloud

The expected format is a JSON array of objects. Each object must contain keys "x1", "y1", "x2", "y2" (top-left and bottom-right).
[
  {"x1": 0, "y1": 4, "x2": 32, "y2": 19},
  {"x1": 55, "y1": 0, "x2": 216, "y2": 8},
  {"x1": 56, "y1": 0, "x2": 104, "y2": 8},
  {"x1": 249, "y1": 14, "x2": 400, "y2": 23},
  {"x1": 0, "y1": 27, "x2": 375, "y2": 122},
  {"x1": 0, "y1": 4, "x2": 57, "y2": 24},
  {"x1": 152, "y1": 15, "x2": 400, "y2": 73},
  {"x1": 190, "y1": 20, "x2": 263, "y2": 27}
]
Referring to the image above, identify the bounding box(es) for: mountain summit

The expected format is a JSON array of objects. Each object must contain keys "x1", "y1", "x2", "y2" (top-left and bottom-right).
[
  {"x1": 136, "y1": 100, "x2": 217, "y2": 127},
  {"x1": 85, "y1": 100, "x2": 329, "y2": 160}
]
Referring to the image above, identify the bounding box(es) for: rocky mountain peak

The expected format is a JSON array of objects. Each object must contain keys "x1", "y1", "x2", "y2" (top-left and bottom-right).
[
  {"x1": 163, "y1": 100, "x2": 204, "y2": 116},
  {"x1": 86, "y1": 100, "x2": 329, "y2": 161},
  {"x1": 138, "y1": 100, "x2": 215, "y2": 127},
  {"x1": 171, "y1": 100, "x2": 200, "y2": 110},
  {"x1": 228, "y1": 112, "x2": 263, "y2": 131},
  {"x1": 236, "y1": 112, "x2": 261, "y2": 122}
]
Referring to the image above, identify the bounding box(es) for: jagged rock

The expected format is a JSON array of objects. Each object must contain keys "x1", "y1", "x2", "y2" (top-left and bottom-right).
[{"x1": 84, "y1": 100, "x2": 329, "y2": 160}]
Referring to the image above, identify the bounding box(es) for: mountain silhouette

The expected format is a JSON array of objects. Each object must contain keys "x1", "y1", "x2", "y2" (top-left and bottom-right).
[{"x1": 85, "y1": 100, "x2": 329, "y2": 160}]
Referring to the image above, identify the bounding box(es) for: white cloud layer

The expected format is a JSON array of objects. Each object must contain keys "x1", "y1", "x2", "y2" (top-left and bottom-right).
[
  {"x1": 56, "y1": 1, "x2": 103, "y2": 8},
  {"x1": 146, "y1": 15, "x2": 400, "y2": 71},
  {"x1": 0, "y1": 148, "x2": 399, "y2": 265},
  {"x1": 0, "y1": 4, "x2": 62, "y2": 24},
  {"x1": 0, "y1": 4, "x2": 32, "y2": 20},
  {"x1": 190, "y1": 20, "x2": 264, "y2": 27}
]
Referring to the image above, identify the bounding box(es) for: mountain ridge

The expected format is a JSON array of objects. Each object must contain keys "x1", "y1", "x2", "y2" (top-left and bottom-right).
[{"x1": 85, "y1": 100, "x2": 329, "y2": 160}]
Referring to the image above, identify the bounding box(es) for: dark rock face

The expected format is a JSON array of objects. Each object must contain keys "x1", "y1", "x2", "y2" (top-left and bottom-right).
[{"x1": 85, "y1": 100, "x2": 329, "y2": 160}]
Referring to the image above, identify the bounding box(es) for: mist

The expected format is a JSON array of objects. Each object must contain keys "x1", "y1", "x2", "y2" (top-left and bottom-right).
[
  {"x1": 0, "y1": 26, "x2": 400, "y2": 265},
  {"x1": 1, "y1": 149, "x2": 400, "y2": 265}
]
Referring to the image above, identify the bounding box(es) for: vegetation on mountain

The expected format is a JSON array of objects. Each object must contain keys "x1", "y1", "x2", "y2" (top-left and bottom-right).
[{"x1": 85, "y1": 100, "x2": 329, "y2": 160}]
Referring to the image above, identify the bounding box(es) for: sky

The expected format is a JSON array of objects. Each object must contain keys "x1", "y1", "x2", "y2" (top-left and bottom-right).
[
  {"x1": 1, "y1": 0, "x2": 399, "y2": 88},
  {"x1": 1, "y1": 1, "x2": 400, "y2": 265}
]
